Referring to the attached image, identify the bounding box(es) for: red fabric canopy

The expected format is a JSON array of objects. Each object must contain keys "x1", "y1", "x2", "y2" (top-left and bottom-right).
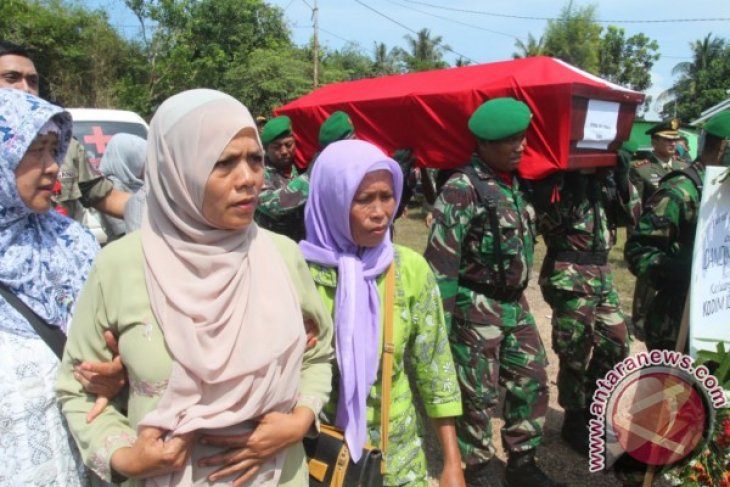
[{"x1": 275, "y1": 56, "x2": 644, "y2": 179}]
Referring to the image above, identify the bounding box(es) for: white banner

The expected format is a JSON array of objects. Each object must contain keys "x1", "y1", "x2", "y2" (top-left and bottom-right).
[{"x1": 690, "y1": 165, "x2": 730, "y2": 357}]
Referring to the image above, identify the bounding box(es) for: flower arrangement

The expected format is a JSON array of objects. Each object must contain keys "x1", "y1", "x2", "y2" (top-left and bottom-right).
[{"x1": 664, "y1": 343, "x2": 730, "y2": 487}]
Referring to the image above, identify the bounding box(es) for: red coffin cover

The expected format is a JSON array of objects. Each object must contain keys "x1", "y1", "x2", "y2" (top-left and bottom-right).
[{"x1": 275, "y1": 56, "x2": 644, "y2": 180}]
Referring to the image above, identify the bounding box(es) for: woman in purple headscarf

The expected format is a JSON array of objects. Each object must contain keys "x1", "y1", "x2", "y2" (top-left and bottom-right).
[{"x1": 300, "y1": 139, "x2": 465, "y2": 486}]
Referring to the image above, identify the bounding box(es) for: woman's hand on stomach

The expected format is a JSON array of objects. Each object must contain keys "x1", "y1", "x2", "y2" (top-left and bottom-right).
[
  {"x1": 198, "y1": 407, "x2": 315, "y2": 486},
  {"x1": 110, "y1": 426, "x2": 196, "y2": 478}
]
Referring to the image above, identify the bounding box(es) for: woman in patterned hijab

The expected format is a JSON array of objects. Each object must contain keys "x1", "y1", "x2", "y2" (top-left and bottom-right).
[{"x1": 0, "y1": 88, "x2": 99, "y2": 484}]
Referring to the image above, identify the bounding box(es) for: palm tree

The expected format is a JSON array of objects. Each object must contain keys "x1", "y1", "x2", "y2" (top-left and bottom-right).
[
  {"x1": 672, "y1": 33, "x2": 725, "y2": 79},
  {"x1": 403, "y1": 28, "x2": 448, "y2": 71},
  {"x1": 659, "y1": 33, "x2": 726, "y2": 118},
  {"x1": 372, "y1": 42, "x2": 401, "y2": 75},
  {"x1": 513, "y1": 33, "x2": 545, "y2": 59},
  {"x1": 454, "y1": 57, "x2": 471, "y2": 67}
]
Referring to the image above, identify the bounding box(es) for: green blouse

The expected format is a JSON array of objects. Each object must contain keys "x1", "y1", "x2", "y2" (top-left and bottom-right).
[
  {"x1": 56, "y1": 230, "x2": 334, "y2": 486},
  {"x1": 309, "y1": 244, "x2": 462, "y2": 486}
]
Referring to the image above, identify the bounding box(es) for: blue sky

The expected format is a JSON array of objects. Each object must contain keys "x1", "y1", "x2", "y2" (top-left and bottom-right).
[{"x1": 88, "y1": 0, "x2": 730, "y2": 119}]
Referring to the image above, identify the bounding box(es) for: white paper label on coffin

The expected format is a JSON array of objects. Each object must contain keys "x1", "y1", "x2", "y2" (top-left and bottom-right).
[{"x1": 576, "y1": 99, "x2": 620, "y2": 150}]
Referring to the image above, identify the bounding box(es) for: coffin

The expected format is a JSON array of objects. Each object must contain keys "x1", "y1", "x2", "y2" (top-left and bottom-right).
[{"x1": 275, "y1": 56, "x2": 644, "y2": 180}]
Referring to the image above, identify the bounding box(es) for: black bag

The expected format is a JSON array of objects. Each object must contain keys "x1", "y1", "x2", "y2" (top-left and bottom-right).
[{"x1": 303, "y1": 425, "x2": 384, "y2": 487}]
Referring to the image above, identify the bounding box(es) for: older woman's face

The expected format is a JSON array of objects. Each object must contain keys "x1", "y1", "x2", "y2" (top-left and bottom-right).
[
  {"x1": 349, "y1": 169, "x2": 396, "y2": 247},
  {"x1": 15, "y1": 132, "x2": 60, "y2": 213},
  {"x1": 202, "y1": 128, "x2": 264, "y2": 230}
]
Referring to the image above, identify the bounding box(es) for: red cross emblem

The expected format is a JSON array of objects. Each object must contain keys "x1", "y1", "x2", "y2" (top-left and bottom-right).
[{"x1": 84, "y1": 126, "x2": 113, "y2": 154}]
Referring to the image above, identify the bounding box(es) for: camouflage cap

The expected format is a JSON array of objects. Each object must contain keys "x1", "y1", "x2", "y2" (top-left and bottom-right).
[
  {"x1": 646, "y1": 118, "x2": 681, "y2": 139},
  {"x1": 260, "y1": 115, "x2": 292, "y2": 145},
  {"x1": 704, "y1": 111, "x2": 730, "y2": 139},
  {"x1": 468, "y1": 97, "x2": 532, "y2": 141},
  {"x1": 319, "y1": 111, "x2": 355, "y2": 147}
]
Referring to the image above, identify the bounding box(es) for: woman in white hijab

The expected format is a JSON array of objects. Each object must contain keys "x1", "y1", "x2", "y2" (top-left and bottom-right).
[{"x1": 57, "y1": 89, "x2": 333, "y2": 486}]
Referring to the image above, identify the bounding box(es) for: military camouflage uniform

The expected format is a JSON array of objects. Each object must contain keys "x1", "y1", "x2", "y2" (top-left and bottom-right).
[
  {"x1": 624, "y1": 162, "x2": 703, "y2": 351},
  {"x1": 55, "y1": 138, "x2": 113, "y2": 222},
  {"x1": 630, "y1": 152, "x2": 688, "y2": 206},
  {"x1": 628, "y1": 153, "x2": 688, "y2": 338},
  {"x1": 424, "y1": 154, "x2": 548, "y2": 466},
  {"x1": 537, "y1": 171, "x2": 639, "y2": 411},
  {"x1": 254, "y1": 164, "x2": 308, "y2": 241}
]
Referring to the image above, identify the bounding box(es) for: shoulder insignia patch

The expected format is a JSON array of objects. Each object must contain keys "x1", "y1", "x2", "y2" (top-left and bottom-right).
[{"x1": 631, "y1": 159, "x2": 650, "y2": 168}]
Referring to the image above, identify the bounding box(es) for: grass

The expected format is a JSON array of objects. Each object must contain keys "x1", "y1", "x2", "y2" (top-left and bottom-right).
[{"x1": 394, "y1": 204, "x2": 637, "y2": 309}]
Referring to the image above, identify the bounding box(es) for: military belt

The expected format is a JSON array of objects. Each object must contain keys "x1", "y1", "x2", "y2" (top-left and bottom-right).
[
  {"x1": 460, "y1": 279, "x2": 525, "y2": 302},
  {"x1": 547, "y1": 250, "x2": 608, "y2": 266}
]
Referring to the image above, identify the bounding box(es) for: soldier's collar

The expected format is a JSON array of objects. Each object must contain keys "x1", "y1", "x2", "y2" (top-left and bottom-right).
[{"x1": 471, "y1": 153, "x2": 514, "y2": 186}]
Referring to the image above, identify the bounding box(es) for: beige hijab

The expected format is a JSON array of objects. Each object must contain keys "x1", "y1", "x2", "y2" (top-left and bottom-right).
[{"x1": 139, "y1": 89, "x2": 305, "y2": 486}]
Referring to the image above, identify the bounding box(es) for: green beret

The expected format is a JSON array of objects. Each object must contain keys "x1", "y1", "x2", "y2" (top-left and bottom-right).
[
  {"x1": 468, "y1": 97, "x2": 532, "y2": 141},
  {"x1": 319, "y1": 111, "x2": 355, "y2": 147},
  {"x1": 261, "y1": 115, "x2": 292, "y2": 145},
  {"x1": 704, "y1": 111, "x2": 730, "y2": 139},
  {"x1": 645, "y1": 118, "x2": 681, "y2": 139}
]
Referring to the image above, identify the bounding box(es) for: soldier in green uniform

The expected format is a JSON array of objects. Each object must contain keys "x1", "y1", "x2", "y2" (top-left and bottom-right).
[
  {"x1": 254, "y1": 115, "x2": 300, "y2": 238},
  {"x1": 535, "y1": 162, "x2": 639, "y2": 455},
  {"x1": 630, "y1": 119, "x2": 688, "y2": 205},
  {"x1": 255, "y1": 111, "x2": 355, "y2": 241},
  {"x1": 628, "y1": 119, "x2": 689, "y2": 340},
  {"x1": 424, "y1": 98, "x2": 562, "y2": 487},
  {"x1": 625, "y1": 110, "x2": 730, "y2": 351},
  {"x1": 260, "y1": 115, "x2": 297, "y2": 191},
  {"x1": 55, "y1": 137, "x2": 122, "y2": 221}
]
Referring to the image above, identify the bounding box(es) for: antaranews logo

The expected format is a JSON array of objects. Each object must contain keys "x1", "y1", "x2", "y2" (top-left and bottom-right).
[{"x1": 588, "y1": 349, "x2": 727, "y2": 473}]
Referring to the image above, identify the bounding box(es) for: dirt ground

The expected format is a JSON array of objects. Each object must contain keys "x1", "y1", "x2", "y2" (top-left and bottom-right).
[{"x1": 422, "y1": 280, "x2": 648, "y2": 487}]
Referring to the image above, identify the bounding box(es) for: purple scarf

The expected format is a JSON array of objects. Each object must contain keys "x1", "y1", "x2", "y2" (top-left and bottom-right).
[{"x1": 299, "y1": 140, "x2": 403, "y2": 461}]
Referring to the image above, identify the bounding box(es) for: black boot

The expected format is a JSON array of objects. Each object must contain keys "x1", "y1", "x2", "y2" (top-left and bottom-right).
[
  {"x1": 561, "y1": 409, "x2": 590, "y2": 456},
  {"x1": 504, "y1": 450, "x2": 566, "y2": 487},
  {"x1": 464, "y1": 460, "x2": 502, "y2": 487}
]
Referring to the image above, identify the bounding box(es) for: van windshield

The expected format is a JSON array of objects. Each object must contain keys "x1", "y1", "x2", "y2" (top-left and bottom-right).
[{"x1": 72, "y1": 121, "x2": 148, "y2": 168}]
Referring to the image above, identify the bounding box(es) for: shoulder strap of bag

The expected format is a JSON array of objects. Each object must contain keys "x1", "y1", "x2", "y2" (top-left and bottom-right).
[
  {"x1": 0, "y1": 282, "x2": 66, "y2": 360},
  {"x1": 380, "y1": 262, "x2": 396, "y2": 474}
]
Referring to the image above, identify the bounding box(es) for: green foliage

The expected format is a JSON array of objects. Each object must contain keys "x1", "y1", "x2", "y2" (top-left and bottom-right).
[
  {"x1": 543, "y1": 1, "x2": 602, "y2": 73},
  {"x1": 320, "y1": 42, "x2": 375, "y2": 82},
  {"x1": 2, "y1": 0, "x2": 473, "y2": 117},
  {"x1": 123, "y1": 0, "x2": 294, "y2": 113},
  {"x1": 513, "y1": 33, "x2": 545, "y2": 59},
  {"x1": 401, "y1": 28, "x2": 449, "y2": 72},
  {"x1": 662, "y1": 34, "x2": 730, "y2": 121},
  {"x1": 372, "y1": 42, "x2": 402, "y2": 76},
  {"x1": 226, "y1": 47, "x2": 311, "y2": 117},
  {"x1": 598, "y1": 26, "x2": 659, "y2": 92},
  {"x1": 519, "y1": 2, "x2": 659, "y2": 94},
  {"x1": 1, "y1": 0, "x2": 143, "y2": 108}
]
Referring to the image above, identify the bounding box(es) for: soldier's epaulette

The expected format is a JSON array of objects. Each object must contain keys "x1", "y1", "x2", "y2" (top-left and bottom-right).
[{"x1": 631, "y1": 159, "x2": 650, "y2": 168}]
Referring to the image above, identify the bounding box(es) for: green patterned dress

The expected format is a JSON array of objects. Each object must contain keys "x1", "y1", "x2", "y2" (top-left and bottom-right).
[{"x1": 309, "y1": 245, "x2": 462, "y2": 486}]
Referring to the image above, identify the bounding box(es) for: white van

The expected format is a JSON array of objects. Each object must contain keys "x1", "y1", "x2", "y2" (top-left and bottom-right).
[
  {"x1": 67, "y1": 108, "x2": 148, "y2": 168},
  {"x1": 66, "y1": 108, "x2": 149, "y2": 243}
]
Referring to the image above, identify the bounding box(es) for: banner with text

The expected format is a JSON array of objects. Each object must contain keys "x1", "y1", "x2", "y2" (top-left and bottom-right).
[{"x1": 690, "y1": 165, "x2": 730, "y2": 357}]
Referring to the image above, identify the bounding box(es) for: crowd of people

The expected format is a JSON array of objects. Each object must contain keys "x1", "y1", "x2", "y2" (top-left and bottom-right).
[{"x1": 2, "y1": 37, "x2": 730, "y2": 487}]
